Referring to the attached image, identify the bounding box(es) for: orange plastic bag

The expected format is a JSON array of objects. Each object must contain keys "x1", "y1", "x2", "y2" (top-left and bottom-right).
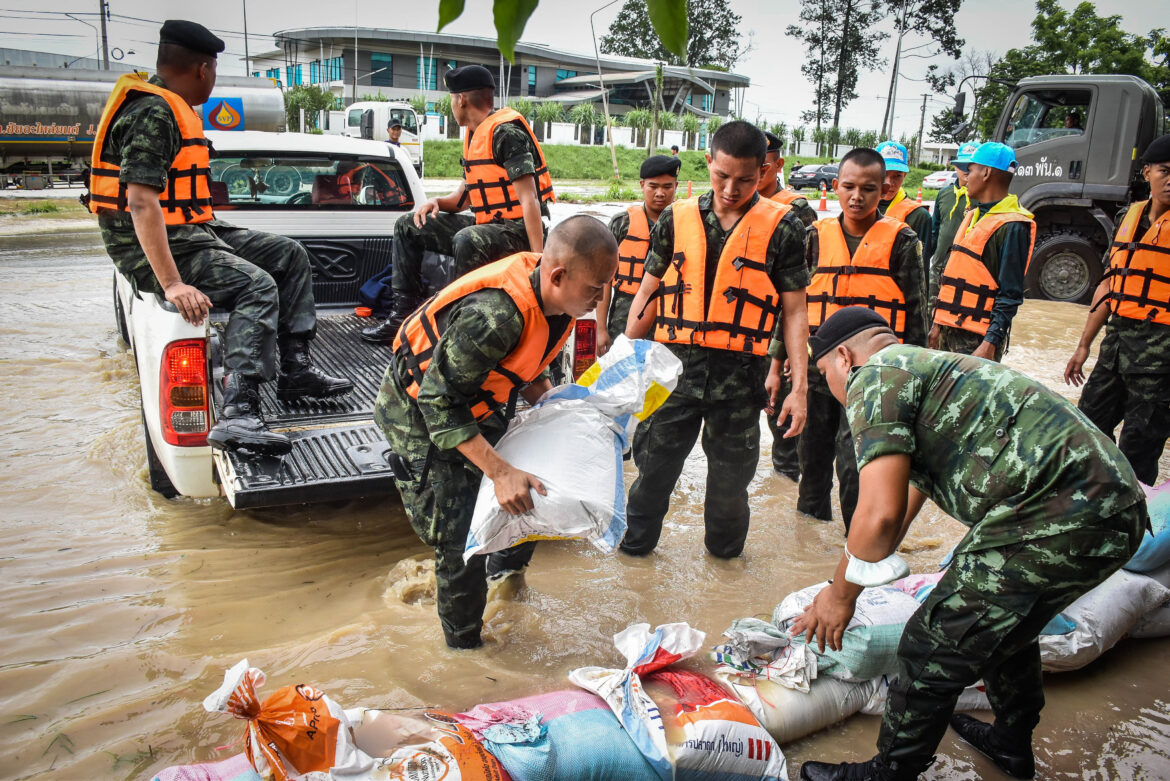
[{"x1": 360, "y1": 710, "x2": 512, "y2": 781}]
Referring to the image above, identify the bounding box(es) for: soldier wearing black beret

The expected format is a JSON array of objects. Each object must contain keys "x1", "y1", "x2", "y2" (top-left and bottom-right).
[
  {"x1": 90, "y1": 20, "x2": 352, "y2": 456},
  {"x1": 1065, "y1": 133, "x2": 1170, "y2": 485},
  {"x1": 595, "y1": 154, "x2": 681, "y2": 355},
  {"x1": 361, "y1": 64, "x2": 557, "y2": 343}
]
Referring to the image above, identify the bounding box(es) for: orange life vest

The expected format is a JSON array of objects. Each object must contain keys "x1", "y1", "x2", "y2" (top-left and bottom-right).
[
  {"x1": 771, "y1": 189, "x2": 804, "y2": 206},
  {"x1": 883, "y1": 189, "x2": 926, "y2": 224},
  {"x1": 393, "y1": 252, "x2": 570, "y2": 423},
  {"x1": 933, "y1": 210, "x2": 1037, "y2": 335},
  {"x1": 807, "y1": 217, "x2": 910, "y2": 341},
  {"x1": 1100, "y1": 201, "x2": 1170, "y2": 325},
  {"x1": 614, "y1": 205, "x2": 652, "y2": 295},
  {"x1": 461, "y1": 108, "x2": 555, "y2": 225},
  {"x1": 87, "y1": 74, "x2": 213, "y2": 225},
  {"x1": 654, "y1": 197, "x2": 789, "y2": 355}
]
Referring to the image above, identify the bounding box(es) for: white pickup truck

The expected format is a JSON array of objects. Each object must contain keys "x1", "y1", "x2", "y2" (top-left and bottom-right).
[{"x1": 114, "y1": 130, "x2": 596, "y2": 508}]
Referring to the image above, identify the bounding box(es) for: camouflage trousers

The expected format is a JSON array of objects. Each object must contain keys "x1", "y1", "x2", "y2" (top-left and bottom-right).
[
  {"x1": 622, "y1": 391, "x2": 764, "y2": 558},
  {"x1": 126, "y1": 222, "x2": 316, "y2": 381},
  {"x1": 373, "y1": 361, "x2": 534, "y2": 648},
  {"x1": 875, "y1": 504, "x2": 1146, "y2": 778},
  {"x1": 605, "y1": 289, "x2": 637, "y2": 342},
  {"x1": 938, "y1": 324, "x2": 1006, "y2": 361},
  {"x1": 391, "y1": 211, "x2": 533, "y2": 300},
  {"x1": 1077, "y1": 366, "x2": 1170, "y2": 486},
  {"x1": 796, "y1": 384, "x2": 858, "y2": 530},
  {"x1": 766, "y1": 371, "x2": 801, "y2": 482}
]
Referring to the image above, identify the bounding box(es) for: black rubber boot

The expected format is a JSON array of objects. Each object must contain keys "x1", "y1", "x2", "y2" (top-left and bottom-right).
[
  {"x1": 799, "y1": 757, "x2": 896, "y2": 781},
  {"x1": 949, "y1": 714, "x2": 1035, "y2": 779},
  {"x1": 360, "y1": 295, "x2": 422, "y2": 344},
  {"x1": 276, "y1": 337, "x2": 354, "y2": 402},
  {"x1": 207, "y1": 374, "x2": 292, "y2": 456}
]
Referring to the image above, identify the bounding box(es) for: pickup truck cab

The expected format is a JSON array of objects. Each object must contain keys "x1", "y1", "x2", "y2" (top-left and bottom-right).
[{"x1": 114, "y1": 129, "x2": 598, "y2": 508}]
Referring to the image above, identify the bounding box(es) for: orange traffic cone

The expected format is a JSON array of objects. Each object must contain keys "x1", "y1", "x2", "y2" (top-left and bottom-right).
[
  {"x1": 687, "y1": 180, "x2": 693, "y2": 197},
  {"x1": 818, "y1": 181, "x2": 828, "y2": 211},
  {"x1": 916, "y1": 186, "x2": 923, "y2": 204}
]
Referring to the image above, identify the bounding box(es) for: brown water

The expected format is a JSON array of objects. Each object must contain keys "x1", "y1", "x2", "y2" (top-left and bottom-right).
[{"x1": 1, "y1": 223, "x2": 1168, "y2": 780}]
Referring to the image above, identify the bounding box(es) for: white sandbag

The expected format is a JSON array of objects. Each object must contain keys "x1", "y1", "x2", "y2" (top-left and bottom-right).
[
  {"x1": 1129, "y1": 602, "x2": 1170, "y2": 639},
  {"x1": 773, "y1": 583, "x2": 921, "y2": 682},
  {"x1": 1126, "y1": 481, "x2": 1170, "y2": 573},
  {"x1": 718, "y1": 674, "x2": 879, "y2": 746},
  {"x1": 859, "y1": 677, "x2": 991, "y2": 716},
  {"x1": 464, "y1": 337, "x2": 681, "y2": 561},
  {"x1": 1039, "y1": 569, "x2": 1170, "y2": 672}
]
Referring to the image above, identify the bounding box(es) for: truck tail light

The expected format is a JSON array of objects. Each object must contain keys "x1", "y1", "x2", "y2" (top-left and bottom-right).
[
  {"x1": 572, "y1": 319, "x2": 597, "y2": 379},
  {"x1": 160, "y1": 339, "x2": 209, "y2": 446}
]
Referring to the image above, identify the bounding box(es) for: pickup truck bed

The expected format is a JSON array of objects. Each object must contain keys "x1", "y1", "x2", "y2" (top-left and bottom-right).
[{"x1": 210, "y1": 310, "x2": 397, "y2": 508}]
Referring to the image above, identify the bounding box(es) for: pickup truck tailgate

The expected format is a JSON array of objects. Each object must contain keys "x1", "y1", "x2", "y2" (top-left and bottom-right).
[{"x1": 211, "y1": 313, "x2": 398, "y2": 508}]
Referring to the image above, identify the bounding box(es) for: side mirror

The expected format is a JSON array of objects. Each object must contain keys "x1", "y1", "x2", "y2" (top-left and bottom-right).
[
  {"x1": 953, "y1": 92, "x2": 966, "y2": 119},
  {"x1": 952, "y1": 121, "x2": 972, "y2": 143}
]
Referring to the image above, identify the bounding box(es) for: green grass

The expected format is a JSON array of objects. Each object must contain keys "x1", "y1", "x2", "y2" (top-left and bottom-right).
[{"x1": 0, "y1": 198, "x2": 88, "y2": 217}]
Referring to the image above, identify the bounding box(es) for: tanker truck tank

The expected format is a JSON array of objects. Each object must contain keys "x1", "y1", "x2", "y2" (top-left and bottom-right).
[{"x1": 0, "y1": 66, "x2": 284, "y2": 180}]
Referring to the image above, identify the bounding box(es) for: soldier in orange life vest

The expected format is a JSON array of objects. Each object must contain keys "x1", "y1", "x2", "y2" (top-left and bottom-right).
[
  {"x1": 929, "y1": 142, "x2": 1036, "y2": 361},
  {"x1": 594, "y1": 154, "x2": 680, "y2": 356},
  {"x1": 1065, "y1": 134, "x2": 1170, "y2": 485},
  {"x1": 759, "y1": 131, "x2": 818, "y2": 227},
  {"x1": 875, "y1": 140, "x2": 934, "y2": 265},
  {"x1": 781, "y1": 147, "x2": 927, "y2": 530},
  {"x1": 89, "y1": 20, "x2": 352, "y2": 456},
  {"x1": 361, "y1": 65, "x2": 555, "y2": 344},
  {"x1": 622, "y1": 121, "x2": 811, "y2": 558},
  {"x1": 373, "y1": 217, "x2": 618, "y2": 649}
]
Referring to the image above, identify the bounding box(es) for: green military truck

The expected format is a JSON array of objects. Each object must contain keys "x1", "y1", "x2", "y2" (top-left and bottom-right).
[{"x1": 965, "y1": 74, "x2": 1167, "y2": 303}]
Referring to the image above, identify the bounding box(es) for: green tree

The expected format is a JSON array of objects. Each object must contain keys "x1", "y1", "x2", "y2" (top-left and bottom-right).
[
  {"x1": 624, "y1": 108, "x2": 653, "y2": 147},
  {"x1": 600, "y1": 0, "x2": 748, "y2": 69},
  {"x1": 284, "y1": 85, "x2": 336, "y2": 131},
  {"x1": 409, "y1": 94, "x2": 428, "y2": 116},
  {"x1": 437, "y1": 0, "x2": 686, "y2": 63},
  {"x1": 928, "y1": 106, "x2": 962, "y2": 142},
  {"x1": 682, "y1": 112, "x2": 701, "y2": 150},
  {"x1": 569, "y1": 103, "x2": 601, "y2": 144},
  {"x1": 508, "y1": 97, "x2": 535, "y2": 121},
  {"x1": 434, "y1": 94, "x2": 458, "y2": 139}
]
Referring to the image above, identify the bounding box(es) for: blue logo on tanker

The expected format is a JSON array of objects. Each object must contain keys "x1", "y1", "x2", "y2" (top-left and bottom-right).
[{"x1": 204, "y1": 98, "x2": 245, "y2": 131}]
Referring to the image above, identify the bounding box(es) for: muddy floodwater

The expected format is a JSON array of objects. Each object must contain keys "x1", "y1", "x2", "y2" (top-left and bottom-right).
[{"x1": 1, "y1": 219, "x2": 1169, "y2": 780}]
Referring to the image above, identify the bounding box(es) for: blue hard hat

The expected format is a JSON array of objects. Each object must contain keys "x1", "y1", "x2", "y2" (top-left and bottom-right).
[
  {"x1": 969, "y1": 141, "x2": 1018, "y2": 174},
  {"x1": 876, "y1": 140, "x2": 909, "y2": 173}
]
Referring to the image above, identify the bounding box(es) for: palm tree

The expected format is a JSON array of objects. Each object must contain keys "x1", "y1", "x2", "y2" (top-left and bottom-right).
[
  {"x1": 535, "y1": 101, "x2": 565, "y2": 141},
  {"x1": 434, "y1": 95, "x2": 458, "y2": 139},
  {"x1": 508, "y1": 97, "x2": 535, "y2": 122},
  {"x1": 624, "y1": 109, "x2": 653, "y2": 148},
  {"x1": 569, "y1": 103, "x2": 601, "y2": 144},
  {"x1": 681, "y1": 113, "x2": 701, "y2": 151},
  {"x1": 409, "y1": 94, "x2": 428, "y2": 117}
]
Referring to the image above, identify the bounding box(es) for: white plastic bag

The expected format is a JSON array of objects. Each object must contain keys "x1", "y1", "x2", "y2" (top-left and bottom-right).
[
  {"x1": 1039, "y1": 569, "x2": 1170, "y2": 671},
  {"x1": 464, "y1": 337, "x2": 681, "y2": 561}
]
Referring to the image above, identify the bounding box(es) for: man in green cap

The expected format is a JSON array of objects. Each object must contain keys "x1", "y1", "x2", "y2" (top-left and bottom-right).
[
  {"x1": 792, "y1": 306, "x2": 1146, "y2": 781},
  {"x1": 928, "y1": 141, "x2": 976, "y2": 303}
]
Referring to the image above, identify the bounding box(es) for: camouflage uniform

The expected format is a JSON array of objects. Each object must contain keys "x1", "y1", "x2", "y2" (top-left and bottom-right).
[
  {"x1": 622, "y1": 191, "x2": 809, "y2": 558},
  {"x1": 391, "y1": 123, "x2": 549, "y2": 301},
  {"x1": 97, "y1": 75, "x2": 316, "y2": 381},
  {"x1": 934, "y1": 198, "x2": 1033, "y2": 361},
  {"x1": 880, "y1": 191, "x2": 935, "y2": 269},
  {"x1": 791, "y1": 220, "x2": 927, "y2": 530},
  {"x1": 928, "y1": 183, "x2": 970, "y2": 302},
  {"x1": 845, "y1": 344, "x2": 1146, "y2": 776},
  {"x1": 1077, "y1": 203, "x2": 1170, "y2": 485},
  {"x1": 373, "y1": 267, "x2": 568, "y2": 648}
]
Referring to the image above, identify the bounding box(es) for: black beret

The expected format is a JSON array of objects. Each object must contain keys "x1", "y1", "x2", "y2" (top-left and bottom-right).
[
  {"x1": 1143, "y1": 134, "x2": 1170, "y2": 164},
  {"x1": 764, "y1": 131, "x2": 783, "y2": 154},
  {"x1": 159, "y1": 20, "x2": 225, "y2": 57},
  {"x1": 640, "y1": 154, "x2": 681, "y2": 179},
  {"x1": 444, "y1": 64, "x2": 496, "y2": 93},
  {"x1": 808, "y1": 307, "x2": 893, "y2": 362}
]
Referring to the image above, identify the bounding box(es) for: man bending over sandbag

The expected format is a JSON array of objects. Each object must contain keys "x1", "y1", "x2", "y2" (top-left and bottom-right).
[
  {"x1": 792, "y1": 306, "x2": 1148, "y2": 781},
  {"x1": 374, "y1": 216, "x2": 618, "y2": 649}
]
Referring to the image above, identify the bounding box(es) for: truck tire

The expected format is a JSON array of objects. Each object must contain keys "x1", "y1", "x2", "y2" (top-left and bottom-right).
[
  {"x1": 1025, "y1": 232, "x2": 1102, "y2": 304},
  {"x1": 113, "y1": 274, "x2": 130, "y2": 345},
  {"x1": 142, "y1": 408, "x2": 179, "y2": 499}
]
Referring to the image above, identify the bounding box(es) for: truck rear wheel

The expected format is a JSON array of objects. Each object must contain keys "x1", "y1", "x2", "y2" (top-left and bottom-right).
[
  {"x1": 141, "y1": 408, "x2": 178, "y2": 498},
  {"x1": 1026, "y1": 232, "x2": 1102, "y2": 304}
]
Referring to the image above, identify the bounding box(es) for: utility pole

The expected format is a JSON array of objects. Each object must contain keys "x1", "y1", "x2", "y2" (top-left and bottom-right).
[
  {"x1": 881, "y1": 0, "x2": 909, "y2": 138},
  {"x1": 916, "y1": 93, "x2": 929, "y2": 165},
  {"x1": 242, "y1": 0, "x2": 251, "y2": 76},
  {"x1": 98, "y1": 0, "x2": 110, "y2": 70}
]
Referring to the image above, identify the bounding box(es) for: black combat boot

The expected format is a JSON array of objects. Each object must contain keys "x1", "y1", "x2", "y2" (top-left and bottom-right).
[
  {"x1": 360, "y1": 295, "x2": 422, "y2": 345},
  {"x1": 207, "y1": 374, "x2": 291, "y2": 456},
  {"x1": 799, "y1": 757, "x2": 899, "y2": 781},
  {"x1": 276, "y1": 336, "x2": 354, "y2": 402},
  {"x1": 949, "y1": 714, "x2": 1035, "y2": 779}
]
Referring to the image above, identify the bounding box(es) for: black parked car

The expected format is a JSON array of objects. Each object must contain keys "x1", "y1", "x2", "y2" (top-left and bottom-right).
[{"x1": 788, "y1": 163, "x2": 838, "y2": 190}]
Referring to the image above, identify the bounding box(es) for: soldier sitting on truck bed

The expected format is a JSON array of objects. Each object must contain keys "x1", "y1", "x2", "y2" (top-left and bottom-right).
[
  {"x1": 360, "y1": 65, "x2": 555, "y2": 344},
  {"x1": 88, "y1": 20, "x2": 352, "y2": 456}
]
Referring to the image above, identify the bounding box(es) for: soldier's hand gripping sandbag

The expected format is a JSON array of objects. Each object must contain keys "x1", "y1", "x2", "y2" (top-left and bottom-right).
[{"x1": 464, "y1": 336, "x2": 682, "y2": 561}]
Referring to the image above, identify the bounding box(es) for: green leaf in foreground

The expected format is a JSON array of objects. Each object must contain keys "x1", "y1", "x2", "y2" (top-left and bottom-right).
[
  {"x1": 645, "y1": 0, "x2": 688, "y2": 60},
  {"x1": 436, "y1": 0, "x2": 465, "y2": 31},
  {"x1": 493, "y1": 0, "x2": 539, "y2": 62}
]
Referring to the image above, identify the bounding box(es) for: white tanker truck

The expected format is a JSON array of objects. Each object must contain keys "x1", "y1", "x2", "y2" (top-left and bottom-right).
[{"x1": 0, "y1": 65, "x2": 284, "y2": 188}]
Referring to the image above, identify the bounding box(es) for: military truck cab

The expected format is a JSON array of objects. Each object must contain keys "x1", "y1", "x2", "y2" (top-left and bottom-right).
[{"x1": 990, "y1": 75, "x2": 1166, "y2": 302}]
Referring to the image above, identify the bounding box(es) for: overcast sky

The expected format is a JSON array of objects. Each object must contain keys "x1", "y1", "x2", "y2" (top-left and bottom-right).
[{"x1": 2, "y1": 0, "x2": 1161, "y2": 136}]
